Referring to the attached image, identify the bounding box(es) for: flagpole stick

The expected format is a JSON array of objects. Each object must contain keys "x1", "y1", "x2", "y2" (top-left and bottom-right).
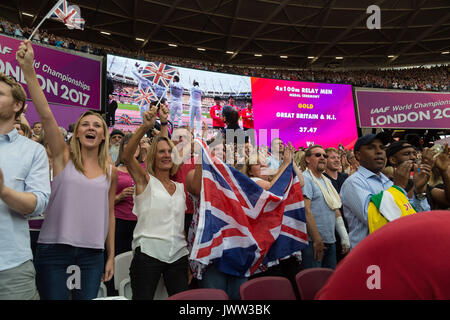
[
  {"x1": 28, "y1": 18, "x2": 48, "y2": 40},
  {"x1": 155, "y1": 77, "x2": 173, "y2": 109},
  {"x1": 28, "y1": 0, "x2": 65, "y2": 40}
]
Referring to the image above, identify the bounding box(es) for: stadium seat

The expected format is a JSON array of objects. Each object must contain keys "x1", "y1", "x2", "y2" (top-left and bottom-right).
[
  {"x1": 119, "y1": 278, "x2": 132, "y2": 299},
  {"x1": 119, "y1": 276, "x2": 169, "y2": 300},
  {"x1": 239, "y1": 276, "x2": 297, "y2": 300},
  {"x1": 114, "y1": 251, "x2": 133, "y2": 290},
  {"x1": 295, "y1": 268, "x2": 334, "y2": 300},
  {"x1": 114, "y1": 251, "x2": 169, "y2": 300},
  {"x1": 166, "y1": 288, "x2": 229, "y2": 300},
  {"x1": 97, "y1": 282, "x2": 108, "y2": 298}
]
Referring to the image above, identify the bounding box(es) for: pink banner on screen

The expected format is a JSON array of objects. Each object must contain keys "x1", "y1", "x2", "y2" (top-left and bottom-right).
[
  {"x1": 0, "y1": 34, "x2": 101, "y2": 110},
  {"x1": 251, "y1": 77, "x2": 358, "y2": 149},
  {"x1": 356, "y1": 89, "x2": 450, "y2": 129}
]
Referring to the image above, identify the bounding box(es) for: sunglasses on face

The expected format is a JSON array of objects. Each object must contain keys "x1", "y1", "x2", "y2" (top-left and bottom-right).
[{"x1": 313, "y1": 153, "x2": 328, "y2": 159}]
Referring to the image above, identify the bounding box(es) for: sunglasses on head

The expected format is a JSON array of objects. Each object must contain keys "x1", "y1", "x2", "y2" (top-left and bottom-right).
[
  {"x1": 7, "y1": 75, "x2": 18, "y2": 82},
  {"x1": 314, "y1": 153, "x2": 328, "y2": 159}
]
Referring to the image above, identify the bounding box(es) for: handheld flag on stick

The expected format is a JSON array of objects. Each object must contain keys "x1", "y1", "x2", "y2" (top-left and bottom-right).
[
  {"x1": 142, "y1": 61, "x2": 179, "y2": 109},
  {"x1": 29, "y1": 0, "x2": 85, "y2": 40},
  {"x1": 133, "y1": 86, "x2": 158, "y2": 109}
]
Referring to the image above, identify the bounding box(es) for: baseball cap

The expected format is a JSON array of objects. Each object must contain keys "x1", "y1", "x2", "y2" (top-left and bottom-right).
[
  {"x1": 386, "y1": 140, "x2": 415, "y2": 159},
  {"x1": 110, "y1": 129, "x2": 124, "y2": 137},
  {"x1": 354, "y1": 131, "x2": 391, "y2": 151}
]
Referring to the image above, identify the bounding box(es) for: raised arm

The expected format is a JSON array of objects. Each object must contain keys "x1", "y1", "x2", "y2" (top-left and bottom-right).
[
  {"x1": 293, "y1": 161, "x2": 305, "y2": 188},
  {"x1": 123, "y1": 107, "x2": 157, "y2": 194},
  {"x1": 16, "y1": 40, "x2": 69, "y2": 173},
  {"x1": 265, "y1": 142, "x2": 295, "y2": 190},
  {"x1": 158, "y1": 103, "x2": 169, "y2": 138},
  {"x1": 186, "y1": 141, "x2": 203, "y2": 196}
]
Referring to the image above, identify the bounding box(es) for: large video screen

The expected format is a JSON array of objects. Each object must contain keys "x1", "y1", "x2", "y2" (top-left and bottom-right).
[
  {"x1": 106, "y1": 54, "x2": 358, "y2": 149},
  {"x1": 252, "y1": 78, "x2": 358, "y2": 149},
  {"x1": 106, "y1": 54, "x2": 251, "y2": 132}
]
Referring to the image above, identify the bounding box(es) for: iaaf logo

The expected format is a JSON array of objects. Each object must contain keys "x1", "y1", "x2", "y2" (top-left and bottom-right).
[{"x1": 0, "y1": 44, "x2": 12, "y2": 55}]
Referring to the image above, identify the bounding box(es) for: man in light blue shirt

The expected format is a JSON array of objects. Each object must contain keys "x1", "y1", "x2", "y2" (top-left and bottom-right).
[
  {"x1": 301, "y1": 145, "x2": 349, "y2": 270},
  {"x1": 341, "y1": 133, "x2": 430, "y2": 249},
  {"x1": 0, "y1": 73, "x2": 50, "y2": 299}
]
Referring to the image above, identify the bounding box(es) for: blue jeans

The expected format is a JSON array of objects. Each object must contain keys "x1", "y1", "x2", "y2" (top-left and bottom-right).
[
  {"x1": 301, "y1": 241, "x2": 337, "y2": 270},
  {"x1": 35, "y1": 244, "x2": 104, "y2": 300},
  {"x1": 198, "y1": 264, "x2": 248, "y2": 300}
]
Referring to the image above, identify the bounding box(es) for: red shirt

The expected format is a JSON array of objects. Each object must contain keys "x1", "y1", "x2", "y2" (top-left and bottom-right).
[
  {"x1": 240, "y1": 107, "x2": 254, "y2": 129},
  {"x1": 210, "y1": 104, "x2": 225, "y2": 128},
  {"x1": 171, "y1": 159, "x2": 196, "y2": 214},
  {"x1": 316, "y1": 210, "x2": 450, "y2": 300}
]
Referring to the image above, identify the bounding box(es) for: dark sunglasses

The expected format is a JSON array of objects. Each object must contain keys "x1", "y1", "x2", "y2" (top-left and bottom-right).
[{"x1": 314, "y1": 153, "x2": 328, "y2": 159}]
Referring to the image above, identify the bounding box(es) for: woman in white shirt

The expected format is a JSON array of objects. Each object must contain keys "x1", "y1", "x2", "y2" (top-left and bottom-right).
[{"x1": 123, "y1": 106, "x2": 188, "y2": 300}]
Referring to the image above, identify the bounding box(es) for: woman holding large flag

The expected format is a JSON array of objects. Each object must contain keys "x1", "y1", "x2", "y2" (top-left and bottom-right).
[
  {"x1": 123, "y1": 107, "x2": 189, "y2": 300},
  {"x1": 16, "y1": 40, "x2": 117, "y2": 300},
  {"x1": 185, "y1": 141, "x2": 303, "y2": 300}
]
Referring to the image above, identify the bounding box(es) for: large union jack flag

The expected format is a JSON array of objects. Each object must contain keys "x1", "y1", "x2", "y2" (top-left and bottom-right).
[
  {"x1": 142, "y1": 62, "x2": 178, "y2": 88},
  {"x1": 133, "y1": 86, "x2": 157, "y2": 109},
  {"x1": 190, "y1": 141, "x2": 308, "y2": 278},
  {"x1": 50, "y1": 0, "x2": 85, "y2": 30}
]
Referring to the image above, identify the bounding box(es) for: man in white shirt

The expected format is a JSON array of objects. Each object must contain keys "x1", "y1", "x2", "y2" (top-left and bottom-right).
[
  {"x1": 189, "y1": 81, "x2": 203, "y2": 135},
  {"x1": 169, "y1": 76, "x2": 184, "y2": 127}
]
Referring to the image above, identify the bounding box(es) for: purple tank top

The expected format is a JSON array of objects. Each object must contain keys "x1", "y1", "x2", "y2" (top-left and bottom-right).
[{"x1": 38, "y1": 160, "x2": 111, "y2": 249}]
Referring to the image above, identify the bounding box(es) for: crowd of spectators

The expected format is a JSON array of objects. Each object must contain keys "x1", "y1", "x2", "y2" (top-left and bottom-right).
[
  {"x1": 3, "y1": 38, "x2": 450, "y2": 301},
  {"x1": 1, "y1": 17, "x2": 448, "y2": 92}
]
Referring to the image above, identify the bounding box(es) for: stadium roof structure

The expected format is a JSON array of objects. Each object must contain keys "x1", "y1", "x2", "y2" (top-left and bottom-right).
[{"x1": 3, "y1": 0, "x2": 450, "y2": 69}]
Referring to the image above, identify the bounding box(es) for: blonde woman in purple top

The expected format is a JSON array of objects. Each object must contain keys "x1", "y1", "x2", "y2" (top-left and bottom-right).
[{"x1": 17, "y1": 40, "x2": 118, "y2": 300}]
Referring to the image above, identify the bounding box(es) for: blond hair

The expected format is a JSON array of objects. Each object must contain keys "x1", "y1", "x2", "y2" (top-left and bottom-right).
[
  {"x1": 146, "y1": 136, "x2": 178, "y2": 176},
  {"x1": 69, "y1": 111, "x2": 110, "y2": 177},
  {"x1": 0, "y1": 73, "x2": 27, "y2": 118},
  {"x1": 294, "y1": 150, "x2": 306, "y2": 171}
]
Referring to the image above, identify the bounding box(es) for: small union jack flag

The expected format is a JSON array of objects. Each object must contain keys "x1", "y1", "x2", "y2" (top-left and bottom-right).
[
  {"x1": 117, "y1": 114, "x2": 133, "y2": 125},
  {"x1": 133, "y1": 86, "x2": 157, "y2": 108},
  {"x1": 190, "y1": 140, "x2": 308, "y2": 278},
  {"x1": 50, "y1": 0, "x2": 85, "y2": 30},
  {"x1": 142, "y1": 62, "x2": 179, "y2": 88}
]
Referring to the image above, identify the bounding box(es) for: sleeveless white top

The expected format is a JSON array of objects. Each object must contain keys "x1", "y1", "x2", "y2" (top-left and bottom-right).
[{"x1": 132, "y1": 174, "x2": 188, "y2": 263}]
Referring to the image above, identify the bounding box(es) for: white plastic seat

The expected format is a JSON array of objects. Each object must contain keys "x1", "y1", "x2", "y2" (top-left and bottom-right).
[
  {"x1": 119, "y1": 275, "x2": 168, "y2": 300},
  {"x1": 97, "y1": 282, "x2": 108, "y2": 298},
  {"x1": 114, "y1": 251, "x2": 133, "y2": 290}
]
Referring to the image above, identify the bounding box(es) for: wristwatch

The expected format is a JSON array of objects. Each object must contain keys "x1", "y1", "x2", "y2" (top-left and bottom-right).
[{"x1": 415, "y1": 192, "x2": 427, "y2": 201}]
